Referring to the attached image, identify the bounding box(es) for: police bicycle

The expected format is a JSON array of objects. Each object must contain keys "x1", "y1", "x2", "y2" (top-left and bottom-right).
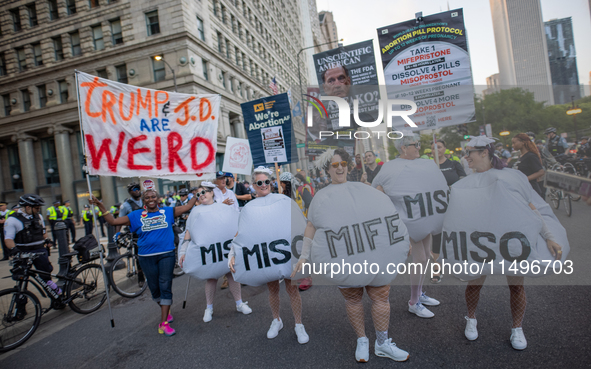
[
  {"x1": 108, "y1": 232, "x2": 147, "y2": 298},
  {"x1": 547, "y1": 161, "x2": 578, "y2": 216},
  {"x1": 0, "y1": 250, "x2": 107, "y2": 352}
]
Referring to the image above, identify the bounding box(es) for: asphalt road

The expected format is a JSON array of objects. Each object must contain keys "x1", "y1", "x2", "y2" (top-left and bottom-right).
[{"x1": 1, "y1": 199, "x2": 591, "y2": 368}]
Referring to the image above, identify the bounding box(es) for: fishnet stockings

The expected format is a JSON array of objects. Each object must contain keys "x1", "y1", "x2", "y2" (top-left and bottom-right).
[
  {"x1": 267, "y1": 279, "x2": 302, "y2": 324},
  {"x1": 339, "y1": 286, "x2": 391, "y2": 338},
  {"x1": 205, "y1": 273, "x2": 242, "y2": 306},
  {"x1": 465, "y1": 275, "x2": 527, "y2": 328},
  {"x1": 409, "y1": 235, "x2": 432, "y2": 305}
]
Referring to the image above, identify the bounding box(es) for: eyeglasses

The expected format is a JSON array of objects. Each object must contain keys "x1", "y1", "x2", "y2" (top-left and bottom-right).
[
  {"x1": 330, "y1": 161, "x2": 348, "y2": 169},
  {"x1": 255, "y1": 179, "x2": 271, "y2": 187},
  {"x1": 407, "y1": 143, "x2": 421, "y2": 149},
  {"x1": 197, "y1": 189, "x2": 212, "y2": 196},
  {"x1": 465, "y1": 149, "x2": 484, "y2": 156}
]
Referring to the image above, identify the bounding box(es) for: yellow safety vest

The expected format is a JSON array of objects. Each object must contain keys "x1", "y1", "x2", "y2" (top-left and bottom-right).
[
  {"x1": 6, "y1": 210, "x2": 16, "y2": 219},
  {"x1": 58, "y1": 206, "x2": 68, "y2": 220},
  {"x1": 48, "y1": 206, "x2": 60, "y2": 220},
  {"x1": 94, "y1": 206, "x2": 102, "y2": 217},
  {"x1": 82, "y1": 210, "x2": 92, "y2": 222}
]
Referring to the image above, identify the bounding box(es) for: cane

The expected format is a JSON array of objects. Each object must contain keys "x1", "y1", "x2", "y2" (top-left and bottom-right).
[{"x1": 182, "y1": 276, "x2": 191, "y2": 309}]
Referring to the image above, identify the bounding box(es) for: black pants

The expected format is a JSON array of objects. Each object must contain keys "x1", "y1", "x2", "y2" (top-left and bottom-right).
[
  {"x1": 16, "y1": 247, "x2": 53, "y2": 281},
  {"x1": 0, "y1": 229, "x2": 9, "y2": 260},
  {"x1": 65, "y1": 219, "x2": 76, "y2": 243},
  {"x1": 84, "y1": 221, "x2": 93, "y2": 236},
  {"x1": 50, "y1": 221, "x2": 57, "y2": 243},
  {"x1": 98, "y1": 217, "x2": 106, "y2": 237}
]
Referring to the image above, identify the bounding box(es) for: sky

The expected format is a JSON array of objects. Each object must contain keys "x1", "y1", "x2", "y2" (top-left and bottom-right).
[{"x1": 315, "y1": 0, "x2": 591, "y2": 91}]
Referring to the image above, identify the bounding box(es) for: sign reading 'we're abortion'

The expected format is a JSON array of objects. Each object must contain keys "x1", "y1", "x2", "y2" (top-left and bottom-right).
[{"x1": 77, "y1": 71, "x2": 220, "y2": 177}]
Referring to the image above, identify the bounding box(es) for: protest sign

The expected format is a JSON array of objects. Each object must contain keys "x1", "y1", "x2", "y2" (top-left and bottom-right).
[
  {"x1": 377, "y1": 9, "x2": 476, "y2": 130},
  {"x1": 77, "y1": 71, "x2": 220, "y2": 177},
  {"x1": 241, "y1": 93, "x2": 298, "y2": 167},
  {"x1": 222, "y1": 137, "x2": 253, "y2": 176}
]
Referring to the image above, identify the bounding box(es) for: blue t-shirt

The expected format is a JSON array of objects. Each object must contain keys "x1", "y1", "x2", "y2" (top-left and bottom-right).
[{"x1": 127, "y1": 207, "x2": 175, "y2": 256}]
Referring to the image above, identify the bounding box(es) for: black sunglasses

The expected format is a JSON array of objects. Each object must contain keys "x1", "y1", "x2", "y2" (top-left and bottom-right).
[
  {"x1": 255, "y1": 179, "x2": 271, "y2": 187},
  {"x1": 129, "y1": 186, "x2": 141, "y2": 192},
  {"x1": 197, "y1": 189, "x2": 212, "y2": 196},
  {"x1": 407, "y1": 143, "x2": 421, "y2": 148}
]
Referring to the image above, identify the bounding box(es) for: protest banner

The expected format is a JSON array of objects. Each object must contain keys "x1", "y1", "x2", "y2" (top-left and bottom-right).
[
  {"x1": 377, "y1": 9, "x2": 476, "y2": 131},
  {"x1": 241, "y1": 92, "x2": 298, "y2": 168},
  {"x1": 222, "y1": 137, "x2": 253, "y2": 176},
  {"x1": 77, "y1": 71, "x2": 220, "y2": 177}
]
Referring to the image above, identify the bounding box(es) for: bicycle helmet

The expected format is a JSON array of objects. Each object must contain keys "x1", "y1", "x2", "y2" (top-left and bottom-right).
[
  {"x1": 127, "y1": 182, "x2": 141, "y2": 192},
  {"x1": 178, "y1": 188, "x2": 189, "y2": 196},
  {"x1": 19, "y1": 194, "x2": 45, "y2": 207},
  {"x1": 526, "y1": 131, "x2": 535, "y2": 139},
  {"x1": 544, "y1": 127, "x2": 556, "y2": 135}
]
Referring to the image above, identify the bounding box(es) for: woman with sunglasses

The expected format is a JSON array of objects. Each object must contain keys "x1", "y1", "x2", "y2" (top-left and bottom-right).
[
  {"x1": 229, "y1": 166, "x2": 309, "y2": 344},
  {"x1": 458, "y1": 136, "x2": 563, "y2": 350},
  {"x1": 292, "y1": 148, "x2": 410, "y2": 363},
  {"x1": 90, "y1": 186, "x2": 197, "y2": 337},
  {"x1": 179, "y1": 182, "x2": 252, "y2": 323},
  {"x1": 372, "y1": 132, "x2": 448, "y2": 319},
  {"x1": 430, "y1": 139, "x2": 467, "y2": 284}
]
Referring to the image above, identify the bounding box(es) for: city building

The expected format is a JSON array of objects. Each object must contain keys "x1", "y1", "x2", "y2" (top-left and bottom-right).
[
  {"x1": 489, "y1": 0, "x2": 554, "y2": 105},
  {"x1": 0, "y1": 0, "x2": 310, "y2": 217},
  {"x1": 545, "y1": 17, "x2": 580, "y2": 105},
  {"x1": 483, "y1": 73, "x2": 501, "y2": 96},
  {"x1": 318, "y1": 11, "x2": 338, "y2": 50}
]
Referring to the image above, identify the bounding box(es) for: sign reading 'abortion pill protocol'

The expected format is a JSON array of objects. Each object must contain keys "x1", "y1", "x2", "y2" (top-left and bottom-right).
[{"x1": 241, "y1": 92, "x2": 298, "y2": 167}]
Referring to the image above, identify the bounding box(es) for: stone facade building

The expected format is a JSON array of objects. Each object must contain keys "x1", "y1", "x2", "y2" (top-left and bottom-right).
[{"x1": 0, "y1": 0, "x2": 310, "y2": 217}]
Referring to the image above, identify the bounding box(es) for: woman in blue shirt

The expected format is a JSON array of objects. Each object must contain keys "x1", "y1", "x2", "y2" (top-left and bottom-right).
[{"x1": 91, "y1": 189, "x2": 197, "y2": 336}]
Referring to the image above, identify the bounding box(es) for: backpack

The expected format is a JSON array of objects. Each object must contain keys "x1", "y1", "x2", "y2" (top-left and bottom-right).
[{"x1": 73, "y1": 234, "x2": 102, "y2": 263}]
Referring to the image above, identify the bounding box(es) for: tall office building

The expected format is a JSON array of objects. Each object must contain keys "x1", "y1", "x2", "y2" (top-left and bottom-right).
[
  {"x1": 545, "y1": 17, "x2": 580, "y2": 105},
  {"x1": 489, "y1": 0, "x2": 554, "y2": 105},
  {"x1": 0, "y1": 0, "x2": 310, "y2": 212},
  {"x1": 318, "y1": 11, "x2": 339, "y2": 49}
]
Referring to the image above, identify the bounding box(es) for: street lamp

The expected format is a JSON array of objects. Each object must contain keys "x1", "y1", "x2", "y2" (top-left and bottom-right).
[
  {"x1": 566, "y1": 95, "x2": 582, "y2": 142},
  {"x1": 297, "y1": 39, "x2": 345, "y2": 104},
  {"x1": 154, "y1": 55, "x2": 177, "y2": 92}
]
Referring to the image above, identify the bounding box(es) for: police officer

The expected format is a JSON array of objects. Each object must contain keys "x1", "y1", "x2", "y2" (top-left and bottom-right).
[
  {"x1": 46, "y1": 200, "x2": 64, "y2": 246},
  {"x1": 110, "y1": 203, "x2": 121, "y2": 219},
  {"x1": 63, "y1": 200, "x2": 76, "y2": 244},
  {"x1": 81, "y1": 204, "x2": 94, "y2": 236},
  {"x1": 0, "y1": 201, "x2": 8, "y2": 260},
  {"x1": 545, "y1": 127, "x2": 569, "y2": 159},
  {"x1": 115, "y1": 182, "x2": 143, "y2": 240},
  {"x1": 4, "y1": 194, "x2": 53, "y2": 278},
  {"x1": 174, "y1": 188, "x2": 191, "y2": 231}
]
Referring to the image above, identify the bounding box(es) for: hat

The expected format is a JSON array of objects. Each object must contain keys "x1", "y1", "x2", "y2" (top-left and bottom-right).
[
  {"x1": 216, "y1": 171, "x2": 225, "y2": 178},
  {"x1": 466, "y1": 136, "x2": 497, "y2": 147},
  {"x1": 64, "y1": 200, "x2": 70, "y2": 203},
  {"x1": 0, "y1": 202, "x2": 7, "y2": 206},
  {"x1": 200, "y1": 181, "x2": 216, "y2": 189},
  {"x1": 495, "y1": 142, "x2": 503, "y2": 147},
  {"x1": 53, "y1": 200, "x2": 60, "y2": 205},
  {"x1": 280, "y1": 172, "x2": 293, "y2": 182},
  {"x1": 253, "y1": 166, "x2": 274, "y2": 176},
  {"x1": 224, "y1": 172, "x2": 234, "y2": 178},
  {"x1": 12, "y1": 204, "x2": 19, "y2": 210},
  {"x1": 84, "y1": 204, "x2": 90, "y2": 208}
]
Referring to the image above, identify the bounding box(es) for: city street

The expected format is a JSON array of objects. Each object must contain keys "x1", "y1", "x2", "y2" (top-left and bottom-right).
[{"x1": 1, "y1": 199, "x2": 590, "y2": 368}]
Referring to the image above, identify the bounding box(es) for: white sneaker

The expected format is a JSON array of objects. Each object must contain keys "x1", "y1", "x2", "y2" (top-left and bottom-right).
[
  {"x1": 236, "y1": 302, "x2": 252, "y2": 315},
  {"x1": 464, "y1": 316, "x2": 478, "y2": 341},
  {"x1": 267, "y1": 318, "x2": 283, "y2": 339},
  {"x1": 294, "y1": 324, "x2": 309, "y2": 344},
  {"x1": 203, "y1": 307, "x2": 213, "y2": 323},
  {"x1": 408, "y1": 301, "x2": 434, "y2": 318},
  {"x1": 355, "y1": 337, "x2": 370, "y2": 363},
  {"x1": 510, "y1": 328, "x2": 527, "y2": 350},
  {"x1": 374, "y1": 338, "x2": 409, "y2": 362},
  {"x1": 419, "y1": 292, "x2": 440, "y2": 306}
]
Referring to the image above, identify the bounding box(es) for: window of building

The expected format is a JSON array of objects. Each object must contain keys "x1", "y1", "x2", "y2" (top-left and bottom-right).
[
  {"x1": 231, "y1": 15, "x2": 236, "y2": 33},
  {"x1": 26, "y1": 3, "x2": 38, "y2": 27},
  {"x1": 230, "y1": 77, "x2": 234, "y2": 92},
  {"x1": 221, "y1": 71, "x2": 226, "y2": 88},
  {"x1": 97, "y1": 69, "x2": 108, "y2": 79},
  {"x1": 110, "y1": 18, "x2": 123, "y2": 45},
  {"x1": 0, "y1": 53, "x2": 6, "y2": 76},
  {"x1": 8, "y1": 145, "x2": 23, "y2": 190},
  {"x1": 225, "y1": 39, "x2": 230, "y2": 59},
  {"x1": 10, "y1": 9, "x2": 22, "y2": 32},
  {"x1": 48, "y1": 0, "x2": 59, "y2": 20},
  {"x1": 41, "y1": 138, "x2": 60, "y2": 184},
  {"x1": 16, "y1": 47, "x2": 27, "y2": 72},
  {"x1": 58, "y1": 79, "x2": 68, "y2": 103},
  {"x1": 53, "y1": 37, "x2": 63, "y2": 61},
  {"x1": 115, "y1": 64, "x2": 127, "y2": 83},
  {"x1": 221, "y1": 6, "x2": 227, "y2": 24},
  {"x1": 3, "y1": 94, "x2": 11, "y2": 116},
  {"x1": 22, "y1": 89, "x2": 31, "y2": 111},
  {"x1": 145, "y1": 11, "x2": 160, "y2": 36},
  {"x1": 70, "y1": 31, "x2": 81, "y2": 56},
  {"x1": 213, "y1": 0, "x2": 218, "y2": 16},
  {"x1": 66, "y1": 0, "x2": 76, "y2": 15},
  {"x1": 235, "y1": 47, "x2": 239, "y2": 65},
  {"x1": 89, "y1": 0, "x2": 100, "y2": 9},
  {"x1": 153, "y1": 58, "x2": 165, "y2": 82},
  {"x1": 38, "y1": 85, "x2": 47, "y2": 108},
  {"x1": 196, "y1": 16, "x2": 205, "y2": 41},
  {"x1": 217, "y1": 32, "x2": 222, "y2": 53},
  {"x1": 202, "y1": 60, "x2": 208, "y2": 81},
  {"x1": 92, "y1": 25, "x2": 104, "y2": 51},
  {"x1": 33, "y1": 43, "x2": 43, "y2": 66}
]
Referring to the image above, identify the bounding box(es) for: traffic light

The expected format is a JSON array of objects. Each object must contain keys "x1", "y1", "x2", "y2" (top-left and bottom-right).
[
  {"x1": 457, "y1": 123, "x2": 468, "y2": 137},
  {"x1": 463, "y1": 134, "x2": 470, "y2": 140}
]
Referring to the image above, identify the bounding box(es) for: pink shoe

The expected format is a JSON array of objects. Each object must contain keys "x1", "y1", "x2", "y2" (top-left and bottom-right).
[
  {"x1": 167, "y1": 313, "x2": 174, "y2": 323},
  {"x1": 158, "y1": 321, "x2": 176, "y2": 336}
]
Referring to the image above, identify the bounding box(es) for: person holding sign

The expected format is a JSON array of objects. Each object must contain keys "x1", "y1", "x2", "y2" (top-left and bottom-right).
[
  {"x1": 179, "y1": 182, "x2": 252, "y2": 323},
  {"x1": 372, "y1": 132, "x2": 448, "y2": 319},
  {"x1": 457, "y1": 136, "x2": 563, "y2": 350},
  {"x1": 229, "y1": 166, "x2": 309, "y2": 344},
  {"x1": 90, "y1": 182, "x2": 198, "y2": 337},
  {"x1": 292, "y1": 148, "x2": 410, "y2": 363}
]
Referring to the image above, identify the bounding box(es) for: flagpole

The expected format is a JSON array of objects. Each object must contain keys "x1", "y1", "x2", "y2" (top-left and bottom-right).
[{"x1": 75, "y1": 70, "x2": 115, "y2": 328}]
